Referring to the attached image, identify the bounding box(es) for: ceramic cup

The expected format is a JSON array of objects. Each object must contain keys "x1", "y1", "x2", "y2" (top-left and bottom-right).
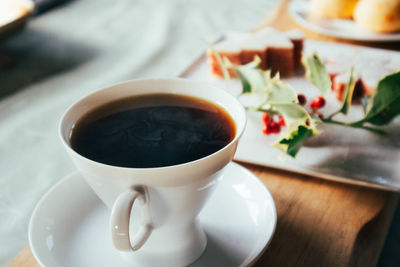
[{"x1": 59, "y1": 78, "x2": 246, "y2": 267}]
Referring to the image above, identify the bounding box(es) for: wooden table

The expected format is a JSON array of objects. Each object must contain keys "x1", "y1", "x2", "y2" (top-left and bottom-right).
[{"x1": 8, "y1": 0, "x2": 400, "y2": 266}]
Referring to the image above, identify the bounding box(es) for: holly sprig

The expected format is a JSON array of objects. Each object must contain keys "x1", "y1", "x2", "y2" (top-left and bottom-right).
[
  {"x1": 210, "y1": 48, "x2": 400, "y2": 157},
  {"x1": 223, "y1": 57, "x2": 319, "y2": 157},
  {"x1": 304, "y1": 53, "x2": 400, "y2": 135}
]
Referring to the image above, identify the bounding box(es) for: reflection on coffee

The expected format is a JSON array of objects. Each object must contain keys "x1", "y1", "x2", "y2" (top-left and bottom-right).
[{"x1": 70, "y1": 94, "x2": 236, "y2": 168}]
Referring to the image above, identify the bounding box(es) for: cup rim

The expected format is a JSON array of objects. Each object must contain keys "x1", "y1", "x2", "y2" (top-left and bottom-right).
[{"x1": 59, "y1": 78, "x2": 247, "y2": 171}]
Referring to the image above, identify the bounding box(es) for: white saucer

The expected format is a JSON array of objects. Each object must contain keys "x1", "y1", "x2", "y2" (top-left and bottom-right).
[
  {"x1": 289, "y1": 0, "x2": 400, "y2": 42},
  {"x1": 29, "y1": 162, "x2": 276, "y2": 267}
]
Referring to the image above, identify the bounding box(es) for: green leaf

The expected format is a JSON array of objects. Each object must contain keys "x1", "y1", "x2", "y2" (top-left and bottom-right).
[
  {"x1": 205, "y1": 40, "x2": 231, "y2": 88},
  {"x1": 236, "y1": 71, "x2": 252, "y2": 93},
  {"x1": 361, "y1": 96, "x2": 369, "y2": 115},
  {"x1": 265, "y1": 75, "x2": 298, "y2": 103},
  {"x1": 302, "y1": 52, "x2": 331, "y2": 96},
  {"x1": 271, "y1": 103, "x2": 310, "y2": 124},
  {"x1": 327, "y1": 67, "x2": 356, "y2": 119},
  {"x1": 228, "y1": 57, "x2": 266, "y2": 94},
  {"x1": 338, "y1": 67, "x2": 356, "y2": 115},
  {"x1": 274, "y1": 125, "x2": 315, "y2": 157},
  {"x1": 353, "y1": 71, "x2": 400, "y2": 126}
]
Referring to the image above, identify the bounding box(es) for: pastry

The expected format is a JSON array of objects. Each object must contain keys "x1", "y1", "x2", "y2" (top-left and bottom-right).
[
  {"x1": 207, "y1": 28, "x2": 303, "y2": 78},
  {"x1": 354, "y1": 0, "x2": 400, "y2": 33},
  {"x1": 207, "y1": 39, "x2": 243, "y2": 77},
  {"x1": 310, "y1": 0, "x2": 359, "y2": 18},
  {"x1": 286, "y1": 30, "x2": 305, "y2": 72}
]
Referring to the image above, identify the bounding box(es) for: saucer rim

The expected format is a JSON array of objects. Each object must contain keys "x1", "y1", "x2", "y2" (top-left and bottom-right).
[
  {"x1": 28, "y1": 162, "x2": 277, "y2": 267},
  {"x1": 28, "y1": 171, "x2": 80, "y2": 267},
  {"x1": 237, "y1": 164, "x2": 277, "y2": 266}
]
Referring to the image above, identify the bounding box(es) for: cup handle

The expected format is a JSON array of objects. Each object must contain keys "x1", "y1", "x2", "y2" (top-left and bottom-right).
[{"x1": 110, "y1": 189, "x2": 152, "y2": 251}]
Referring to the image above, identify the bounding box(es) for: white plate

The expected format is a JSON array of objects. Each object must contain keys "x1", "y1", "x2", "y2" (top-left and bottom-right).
[
  {"x1": 181, "y1": 39, "x2": 400, "y2": 192},
  {"x1": 29, "y1": 162, "x2": 277, "y2": 267},
  {"x1": 289, "y1": 0, "x2": 400, "y2": 42}
]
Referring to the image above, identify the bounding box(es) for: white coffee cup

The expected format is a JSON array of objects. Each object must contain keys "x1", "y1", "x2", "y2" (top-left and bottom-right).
[{"x1": 59, "y1": 78, "x2": 246, "y2": 266}]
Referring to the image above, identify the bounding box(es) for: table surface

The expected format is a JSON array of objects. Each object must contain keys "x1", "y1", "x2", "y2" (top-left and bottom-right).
[{"x1": 5, "y1": 0, "x2": 400, "y2": 266}]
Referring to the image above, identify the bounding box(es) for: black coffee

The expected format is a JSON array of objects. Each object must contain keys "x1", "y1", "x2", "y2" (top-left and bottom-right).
[{"x1": 70, "y1": 94, "x2": 236, "y2": 168}]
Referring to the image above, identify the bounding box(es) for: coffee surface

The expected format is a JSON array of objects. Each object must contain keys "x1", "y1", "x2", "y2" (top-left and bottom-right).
[{"x1": 70, "y1": 94, "x2": 235, "y2": 168}]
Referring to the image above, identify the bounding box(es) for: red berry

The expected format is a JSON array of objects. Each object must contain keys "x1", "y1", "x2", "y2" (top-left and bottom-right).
[
  {"x1": 261, "y1": 112, "x2": 272, "y2": 125},
  {"x1": 262, "y1": 124, "x2": 271, "y2": 135},
  {"x1": 262, "y1": 113, "x2": 282, "y2": 134},
  {"x1": 297, "y1": 94, "x2": 306, "y2": 106},
  {"x1": 270, "y1": 122, "x2": 281, "y2": 134},
  {"x1": 278, "y1": 115, "x2": 286, "y2": 126},
  {"x1": 310, "y1": 96, "x2": 326, "y2": 109}
]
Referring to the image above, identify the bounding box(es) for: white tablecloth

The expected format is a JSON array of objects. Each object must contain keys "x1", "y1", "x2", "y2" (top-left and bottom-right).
[{"x1": 0, "y1": 0, "x2": 278, "y2": 265}]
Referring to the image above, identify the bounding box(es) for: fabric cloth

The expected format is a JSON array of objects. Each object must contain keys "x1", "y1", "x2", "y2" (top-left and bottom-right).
[{"x1": 0, "y1": 0, "x2": 278, "y2": 265}]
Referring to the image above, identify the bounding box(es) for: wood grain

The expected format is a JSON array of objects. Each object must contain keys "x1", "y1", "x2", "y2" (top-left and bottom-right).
[
  {"x1": 8, "y1": 247, "x2": 39, "y2": 267},
  {"x1": 8, "y1": 0, "x2": 399, "y2": 266},
  {"x1": 244, "y1": 163, "x2": 397, "y2": 267}
]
